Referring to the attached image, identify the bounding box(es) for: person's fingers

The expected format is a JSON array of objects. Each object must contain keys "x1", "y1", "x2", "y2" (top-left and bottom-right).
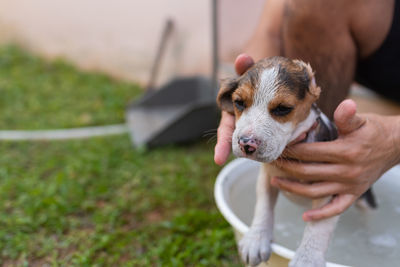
[
  {"x1": 271, "y1": 177, "x2": 346, "y2": 199},
  {"x1": 214, "y1": 53, "x2": 253, "y2": 165},
  {"x1": 282, "y1": 101, "x2": 366, "y2": 163},
  {"x1": 234, "y1": 54, "x2": 254, "y2": 75},
  {"x1": 214, "y1": 53, "x2": 251, "y2": 165},
  {"x1": 303, "y1": 194, "x2": 355, "y2": 221},
  {"x1": 334, "y1": 99, "x2": 366, "y2": 135},
  {"x1": 274, "y1": 159, "x2": 351, "y2": 182},
  {"x1": 282, "y1": 140, "x2": 346, "y2": 163},
  {"x1": 214, "y1": 111, "x2": 235, "y2": 165}
]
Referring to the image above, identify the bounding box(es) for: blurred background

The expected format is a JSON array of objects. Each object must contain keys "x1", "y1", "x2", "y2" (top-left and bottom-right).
[
  {"x1": 0, "y1": 0, "x2": 265, "y2": 86},
  {"x1": 0, "y1": 0, "x2": 267, "y2": 266}
]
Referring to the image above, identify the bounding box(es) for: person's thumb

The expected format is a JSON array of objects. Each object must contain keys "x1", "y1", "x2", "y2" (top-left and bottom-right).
[
  {"x1": 235, "y1": 54, "x2": 254, "y2": 75},
  {"x1": 334, "y1": 99, "x2": 366, "y2": 135}
]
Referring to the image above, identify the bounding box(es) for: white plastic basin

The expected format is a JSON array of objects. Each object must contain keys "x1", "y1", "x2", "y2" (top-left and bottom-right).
[{"x1": 215, "y1": 158, "x2": 400, "y2": 267}]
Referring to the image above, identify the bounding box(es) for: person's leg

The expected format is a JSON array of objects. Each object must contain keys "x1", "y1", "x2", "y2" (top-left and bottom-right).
[
  {"x1": 282, "y1": 0, "x2": 394, "y2": 117},
  {"x1": 282, "y1": 0, "x2": 356, "y2": 117}
]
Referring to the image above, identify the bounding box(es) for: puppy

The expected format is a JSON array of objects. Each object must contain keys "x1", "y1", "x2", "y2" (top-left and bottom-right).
[{"x1": 217, "y1": 57, "x2": 339, "y2": 267}]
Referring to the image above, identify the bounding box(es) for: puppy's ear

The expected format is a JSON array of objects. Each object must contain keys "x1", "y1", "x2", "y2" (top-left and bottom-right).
[
  {"x1": 217, "y1": 78, "x2": 239, "y2": 114},
  {"x1": 293, "y1": 60, "x2": 321, "y2": 99}
]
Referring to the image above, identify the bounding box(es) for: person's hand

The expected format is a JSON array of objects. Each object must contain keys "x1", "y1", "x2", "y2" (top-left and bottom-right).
[
  {"x1": 214, "y1": 54, "x2": 255, "y2": 165},
  {"x1": 271, "y1": 99, "x2": 400, "y2": 221}
]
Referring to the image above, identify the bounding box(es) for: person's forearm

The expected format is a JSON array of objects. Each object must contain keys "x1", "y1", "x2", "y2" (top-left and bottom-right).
[
  {"x1": 244, "y1": 32, "x2": 281, "y2": 61},
  {"x1": 243, "y1": 0, "x2": 285, "y2": 61}
]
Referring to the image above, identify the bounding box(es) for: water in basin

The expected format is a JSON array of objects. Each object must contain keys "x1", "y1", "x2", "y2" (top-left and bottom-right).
[{"x1": 228, "y1": 162, "x2": 400, "y2": 267}]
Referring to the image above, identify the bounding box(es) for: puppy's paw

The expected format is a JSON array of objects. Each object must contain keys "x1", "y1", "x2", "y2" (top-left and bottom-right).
[
  {"x1": 289, "y1": 252, "x2": 325, "y2": 267},
  {"x1": 238, "y1": 228, "x2": 272, "y2": 266}
]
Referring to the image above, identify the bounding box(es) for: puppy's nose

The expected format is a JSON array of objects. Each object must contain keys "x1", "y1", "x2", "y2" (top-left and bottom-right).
[{"x1": 239, "y1": 136, "x2": 258, "y2": 155}]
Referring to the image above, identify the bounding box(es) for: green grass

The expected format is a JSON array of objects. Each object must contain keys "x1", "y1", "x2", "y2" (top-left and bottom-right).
[
  {"x1": 0, "y1": 136, "x2": 240, "y2": 266},
  {"x1": 0, "y1": 45, "x2": 141, "y2": 130},
  {"x1": 0, "y1": 46, "x2": 241, "y2": 266}
]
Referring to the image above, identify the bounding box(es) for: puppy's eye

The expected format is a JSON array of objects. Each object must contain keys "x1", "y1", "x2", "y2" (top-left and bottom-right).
[
  {"x1": 270, "y1": 104, "x2": 294, "y2": 116},
  {"x1": 234, "y1": 100, "x2": 246, "y2": 111}
]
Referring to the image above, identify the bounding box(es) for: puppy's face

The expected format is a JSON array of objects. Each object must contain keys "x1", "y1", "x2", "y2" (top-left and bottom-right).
[{"x1": 217, "y1": 57, "x2": 320, "y2": 162}]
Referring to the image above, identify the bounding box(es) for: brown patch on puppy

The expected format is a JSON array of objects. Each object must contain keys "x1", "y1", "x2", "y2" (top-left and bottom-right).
[
  {"x1": 217, "y1": 78, "x2": 239, "y2": 114},
  {"x1": 294, "y1": 60, "x2": 321, "y2": 98},
  {"x1": 292, "y1": 88, "x2": 320, "y2": 126},
  {"x1": 231, "y1": 81, "x2": 255, "y2": 120},
  {"x1": 217, "y1": 56, "x2": 320, "y2": 125},
  {"x1": 217, "y1": 61, "x2": 262, "y2": 116},
  {"x1": 217, "y1": 57, "x2": 283, "y2": 115},
  {"x1": 268, "y1": 92, "x2": 298, "y2": 123},
  {"x1": 268, "y1": 58, "x2": 320, "y2": 124},
  {"x1": 275, "y1": 57, "x2": 313, "y2": 99}
]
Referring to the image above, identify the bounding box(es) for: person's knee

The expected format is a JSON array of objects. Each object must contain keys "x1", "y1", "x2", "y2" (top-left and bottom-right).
[
  {"x1": 282, "y1": 0, "x2": 354, "y2": 61},
  {"x1": 283, "y1": 0, "x2": 346, "y2": 38},
  {"x1": 282, "y1": 0, "x2": 357, "y2": 118}
]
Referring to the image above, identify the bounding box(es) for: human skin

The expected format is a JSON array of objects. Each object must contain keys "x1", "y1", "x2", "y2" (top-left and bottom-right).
[{"x1": 214, "y1": 0, "x2": 400, "y2": 221}]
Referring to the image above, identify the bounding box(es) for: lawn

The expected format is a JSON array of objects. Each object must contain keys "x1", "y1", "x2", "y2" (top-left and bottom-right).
[
  {"x1": 0, "y1": 46, "x2": 241, "y2": 266},
  {"x1": 0, "y1": 45, "x2": 141, "y2": 130}
]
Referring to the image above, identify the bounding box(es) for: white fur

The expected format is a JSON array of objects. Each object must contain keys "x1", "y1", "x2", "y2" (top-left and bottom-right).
[
  {"x1": 235, "y1": 66, "x2": 338, "y2": 267},
  {"x1": 289, "y1": 108, "x2": 319, "y2": 142},
  {"x1": 238, "y1": 165, "x2": 279, "y2": 266},
  {"x1": 289, "y1": 198, "x2": 339, "y2": 267},
  {"x1": 232, "y1": 106, "x2": 293, "y2": 162},
  {"x1": 254, "y1": 67, "x2": 279, "y2": 106},
  {"x1": 232, "y1": 67, "x2": 295, "y2": 162}
]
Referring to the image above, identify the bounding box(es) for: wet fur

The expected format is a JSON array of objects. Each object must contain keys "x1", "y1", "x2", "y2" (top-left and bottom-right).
[{"x1": 218, "y1": 57, "x2": 338, "y2": 267}]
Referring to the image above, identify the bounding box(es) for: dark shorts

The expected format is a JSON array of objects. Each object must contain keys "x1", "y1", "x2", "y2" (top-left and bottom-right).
[{"x1": 355, "y1": 0, "x2": 400, "y2": 101}]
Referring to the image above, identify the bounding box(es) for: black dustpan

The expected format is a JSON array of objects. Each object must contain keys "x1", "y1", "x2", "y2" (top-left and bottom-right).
[
  {"x1": 126, "y1": 76, "x2": 219, "y2": 147},
  {"x1": 126, "y1": 0, "x2": 220, "y2": 147}
]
